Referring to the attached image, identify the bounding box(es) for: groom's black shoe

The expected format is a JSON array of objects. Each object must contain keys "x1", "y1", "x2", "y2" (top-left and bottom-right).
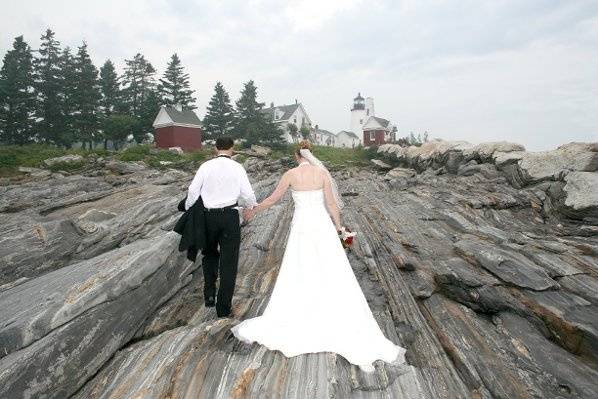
[{"x1": 205, "y1": 296, "x2": 215, "y2": 307}]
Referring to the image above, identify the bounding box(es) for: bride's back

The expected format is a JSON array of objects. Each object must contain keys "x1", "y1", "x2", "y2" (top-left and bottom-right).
[{"x1": 288, "y1": 164, "x2": 326, "y2": 191}]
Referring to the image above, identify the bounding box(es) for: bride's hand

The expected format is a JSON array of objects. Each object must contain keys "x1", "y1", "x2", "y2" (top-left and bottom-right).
[{"x1": 243, "y1": 207, "x2": 256, "y2": 221}]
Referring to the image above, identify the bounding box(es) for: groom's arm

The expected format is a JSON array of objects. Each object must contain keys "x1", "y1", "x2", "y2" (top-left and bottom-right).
[
  {"x1": 239, "y1": 167, "x2": 257, "y2": 208},
  {"x1": 185, "y1": 165, "x2": 205, "y2": 210}
]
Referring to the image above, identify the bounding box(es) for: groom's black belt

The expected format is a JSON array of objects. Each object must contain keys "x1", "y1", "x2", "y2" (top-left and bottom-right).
[{"x1": 204, "y1": 203, "x2": 238, "y2": 212}]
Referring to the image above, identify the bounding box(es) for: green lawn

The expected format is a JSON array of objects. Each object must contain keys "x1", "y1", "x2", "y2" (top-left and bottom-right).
[
  {"x1": 271, "y1": 144, "x2": 377, "y2": 169},
  {"x1": 0, "y1": 143, "x2": 376, "y2": 177}
]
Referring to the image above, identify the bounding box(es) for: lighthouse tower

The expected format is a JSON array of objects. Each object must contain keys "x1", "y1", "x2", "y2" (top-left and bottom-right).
[
  {"x1": 350, "y1": 93, "x2": 375, "y2": 140},
  {"x1": 350, "y1": 93, "x2": 366, "y2": 135}
]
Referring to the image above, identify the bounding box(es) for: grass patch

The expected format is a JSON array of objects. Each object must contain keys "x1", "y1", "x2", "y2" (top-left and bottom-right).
[
  {"x1": 117, "y1": 145, "x2": 151, "y2": 162},
  {"x1": 0, "y1": 144, "x2": 108, "y2": 175},
  {"x1": 132, "y1": 147, "x2": 214, "y2": 169},
  {"x1": 267, "y1": 144, "x2": 377, "y2": 169},
  {"x1": 46, "y1": 160, "x2": 88, "y2": 173},
  {"x1": 311, "y1": 145, "x2": 377, "y2": 169}
]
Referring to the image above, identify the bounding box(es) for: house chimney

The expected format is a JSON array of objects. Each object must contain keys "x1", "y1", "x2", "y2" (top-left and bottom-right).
[
  {"x1": 295, "y1": 98, "x2": 297, "y2": 104},
  {"x1": 270, "y1": 102, "x2": 274, "y2": 108}
]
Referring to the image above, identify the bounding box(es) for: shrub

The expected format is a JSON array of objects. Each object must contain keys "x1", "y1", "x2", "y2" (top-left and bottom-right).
[{"x1": 117, "y1": 145, "x2": 151, "y2": 161}]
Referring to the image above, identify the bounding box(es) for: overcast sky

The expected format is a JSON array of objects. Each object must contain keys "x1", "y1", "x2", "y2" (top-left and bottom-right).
[{"x1": 2, "y1": 0, "x2": 597, "y2": 150}]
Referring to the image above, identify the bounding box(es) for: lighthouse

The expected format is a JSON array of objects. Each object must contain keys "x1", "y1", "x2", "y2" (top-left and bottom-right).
[{"x1": 350, "y1": 93, "x2": 375, "y2": 140}]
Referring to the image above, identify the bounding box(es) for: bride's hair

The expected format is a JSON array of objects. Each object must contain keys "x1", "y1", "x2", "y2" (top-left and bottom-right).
[{"x1": 295, "y1": 140, "x2": 312, "y2": 157}]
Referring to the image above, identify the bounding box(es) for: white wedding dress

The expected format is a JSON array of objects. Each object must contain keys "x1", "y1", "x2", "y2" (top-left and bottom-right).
[{"x1": 231, "y1": 189, "x2": 407, "y2": 372}]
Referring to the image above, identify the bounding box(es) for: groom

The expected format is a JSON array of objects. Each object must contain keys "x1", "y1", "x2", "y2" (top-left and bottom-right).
[{"x1": 185, "y1": 136, "x2": 257, "y2": 317}]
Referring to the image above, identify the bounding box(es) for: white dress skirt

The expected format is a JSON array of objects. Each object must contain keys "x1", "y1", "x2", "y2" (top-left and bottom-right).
[{"x1": 231, "y1": 189, "x2": 406, "y2": 372}]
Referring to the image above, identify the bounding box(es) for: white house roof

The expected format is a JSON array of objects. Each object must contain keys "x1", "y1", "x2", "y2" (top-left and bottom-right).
[
  {"x1": 262, "y1": 102, "x2": 312, "y2": 125},
  {"x1": 153, "y1": 105, "x2": 202, "y2": 129},
  {"x1": 262, "y1": 103, "x2": 300, "y2": 120},
  {"x1": 363, "y1": 116, "x2": 391, "y2": 131},
  {"x1": 337, "y1": 130, "x2": 360, "y2": 139},
  {"x1": 314, "y1": 128, "x2": 335, "y2": 137}
]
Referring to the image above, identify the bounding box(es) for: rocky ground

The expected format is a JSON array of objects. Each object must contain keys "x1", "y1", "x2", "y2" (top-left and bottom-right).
[{"x1": 0, "y1": 140, "x2": 597, "y2": 398}]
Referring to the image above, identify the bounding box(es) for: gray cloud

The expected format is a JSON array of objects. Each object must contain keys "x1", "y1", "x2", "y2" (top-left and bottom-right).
[{"x1": 1, "y1": 0, "x2": 597, "y2": 150}]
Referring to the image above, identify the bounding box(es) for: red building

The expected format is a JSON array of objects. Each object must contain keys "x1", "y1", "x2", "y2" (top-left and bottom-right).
[
  {"x1": 152, "y1": 105, "x2": 203, "y2": 151},
  {"x1": 362, "y1": 116, "x2": 395, "y2": 146}
]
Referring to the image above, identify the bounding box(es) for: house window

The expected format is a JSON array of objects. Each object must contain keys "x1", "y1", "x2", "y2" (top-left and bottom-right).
[
  {"x1": 367, "y1": 109, "x2": 369, "y2": 116},
  {"x1": 369, "y1": 131, "x2": 375, "y2": 141},
  {"x1": 294, "y1": 117, "x2": 297, "y2": 124},
  {"x1": 359, "y1": 119, "x2": 363, "y2": 124}
]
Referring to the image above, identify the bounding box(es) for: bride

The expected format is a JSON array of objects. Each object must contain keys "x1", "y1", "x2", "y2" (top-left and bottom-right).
[{"x1": 232, "y1": 141, "x2": 406, "y2": 372}]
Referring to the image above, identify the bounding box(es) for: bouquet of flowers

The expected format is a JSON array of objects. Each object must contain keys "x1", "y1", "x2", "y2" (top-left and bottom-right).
[{"x1": 338, "y1": 226, "x2": 357, "y2": 249}]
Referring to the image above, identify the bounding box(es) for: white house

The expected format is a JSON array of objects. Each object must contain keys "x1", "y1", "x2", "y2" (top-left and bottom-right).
[
  {"x1": 335, "y1": 130, "x2": 361, "y2": 148},
  {"x1": 312, "y1": 126, "x2": 336, "y2": 146},
  {"x1": 262, "y1": 101, "x2": 312, "y2": 143}
]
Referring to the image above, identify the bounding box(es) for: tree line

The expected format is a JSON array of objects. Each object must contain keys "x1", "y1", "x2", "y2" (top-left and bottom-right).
[{"x1": 0, "y1": 28, "x2": 285, "y2": 150}]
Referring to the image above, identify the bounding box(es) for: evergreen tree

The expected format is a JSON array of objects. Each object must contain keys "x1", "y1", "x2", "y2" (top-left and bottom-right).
[
  {"x1": 287, "y1": 123, "x2": 299, "y2": 143},
  {"x1": 121, "y1": 53, "x2": 156, "y2": 142},
  {"x1": 33, "y1": 28, "x2": 63, "y2": 144},
  {"x1": 0, "y1": 36, "x2": 35, "y2": 145},
  {"x1": 72, "y1": 42, "x2": 100, "y2": 149},
  {"x1": 202, "y1": 82, "x2": 234, "y2": 140},
  {"x1": 120, "y1": 53, "x2": 156, "y2": 116},
  {"x1": 58, "y1": 46, "x2": 77, "y2": 147},
  {"x1": 103, "y1": 114, "x2": 136, "y2": 150},
  {"x1": 136, "y1": 88, "x2": 160, "y2": 143},
  {"x1": 300, "y1": 125, "x2": 311, "y2": 140},
  {"x1": 234, "y1": 80, "x2": 284, "y2": 146},
  {"x1": 99, "y1": 59, "x2": 121, "y2": 149},
  {"x1": 158, "y1": 53, "x2": 196, "y2": 109},
  {"x1": 99, "y1": 59, "x2": 120, "y2": 117}
]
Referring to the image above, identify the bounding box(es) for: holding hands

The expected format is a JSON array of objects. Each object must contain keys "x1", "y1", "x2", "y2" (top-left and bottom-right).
[{"x1": 243, "y1": 206, "x2": 257, "y2": 222}]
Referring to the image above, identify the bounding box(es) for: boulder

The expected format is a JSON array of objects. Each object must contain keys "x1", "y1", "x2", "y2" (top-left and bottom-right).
[
  {"x1": 516, "y1": 145, "x2": 598, "y2": 184},
  {"x1": 43, "y1": 154, "x2": 84, "y2": 167},
  {"x1": 462, "y1": 141, "x2": 525, "y2": 161},
  {"x1": 106, "y1": 160, "x2": 147, "y2": 174},
  {"x1": 561, "y1": 171, "x2": 598, "y2": 220},
  {"x1": 386, "y1": 167, "x2": 416, "y2": 179},
  {"x1": 371, "y1": 159, "x2": 393, "y2": 170},
  {"x1": 168, "y1": 147, "x2": 184, "y2": 155},
  {"x1": 250, "y1": 144, "x2": 272, "y2": 156}
]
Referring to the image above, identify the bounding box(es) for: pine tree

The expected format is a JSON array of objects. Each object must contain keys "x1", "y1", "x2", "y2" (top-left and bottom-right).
[
  {"x1": 99, "y1": 60, "x2": 121, "y2": 149},
  {"x1": 33, "y1": 28, "x2": 63, "y2": 144},
  {"x1": 99, "y1": 59, "x2": 120, "y2": 117},
  {"x1": 121, "y1": 53, "x2": 156, "y2": 116},
  {"x1": 202, "y1": 82, "x2": 234, "y2": 140},
  {"x1": 72, "y1": 42, "x2": 100, "y2": 149},
  {"x1": 137, "y1": 88, "x2": 160, "y2": 143},
  {"x1": 234, "y1": 80, "x2": 284, "y2": 146},
  {"x1": 58, "y1": 46, "x2": 77, "y2": 147},
  {"x1": 0, "y1": 36, "x2": 35, "y2": 145},
  {"x1": 158, "y1": 53, "x2": 196, "y2": 109},
  {"x1": 120, "y1": 53, "x2": 157, "y2": 143}
]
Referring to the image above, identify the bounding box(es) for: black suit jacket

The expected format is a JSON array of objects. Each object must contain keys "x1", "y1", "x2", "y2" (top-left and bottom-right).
[{"x1": 173, "y1": 196, "x2": 207, "y2": 262}]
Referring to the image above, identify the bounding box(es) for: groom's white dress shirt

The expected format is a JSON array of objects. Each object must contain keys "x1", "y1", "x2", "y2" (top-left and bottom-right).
[{"x1": 185, "y1": 155, "x2": 257, "y2": 210}]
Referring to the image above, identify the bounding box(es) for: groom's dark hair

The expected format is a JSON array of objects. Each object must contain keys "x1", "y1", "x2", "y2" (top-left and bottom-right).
[{"x1": 216, "y1": 136, "x2": 234, "y2": 150}]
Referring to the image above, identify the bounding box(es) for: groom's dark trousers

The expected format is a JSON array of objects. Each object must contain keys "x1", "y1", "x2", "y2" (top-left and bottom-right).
[{"x1": 201, "y1": 205, "x2": 241, "y2": 317}]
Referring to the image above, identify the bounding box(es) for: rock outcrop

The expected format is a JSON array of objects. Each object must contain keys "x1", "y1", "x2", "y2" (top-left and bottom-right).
[
  {"x1": 0, "y1": 145, "x2": 597, "y2": 398},
  {"x1": 379, "y1": 140, "x2": 598, "y2": 223}
]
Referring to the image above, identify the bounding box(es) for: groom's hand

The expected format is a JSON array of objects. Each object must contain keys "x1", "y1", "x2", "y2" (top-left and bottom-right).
[{"x1": 243, "y1": 208, "x2": 254, "y2": 221}]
